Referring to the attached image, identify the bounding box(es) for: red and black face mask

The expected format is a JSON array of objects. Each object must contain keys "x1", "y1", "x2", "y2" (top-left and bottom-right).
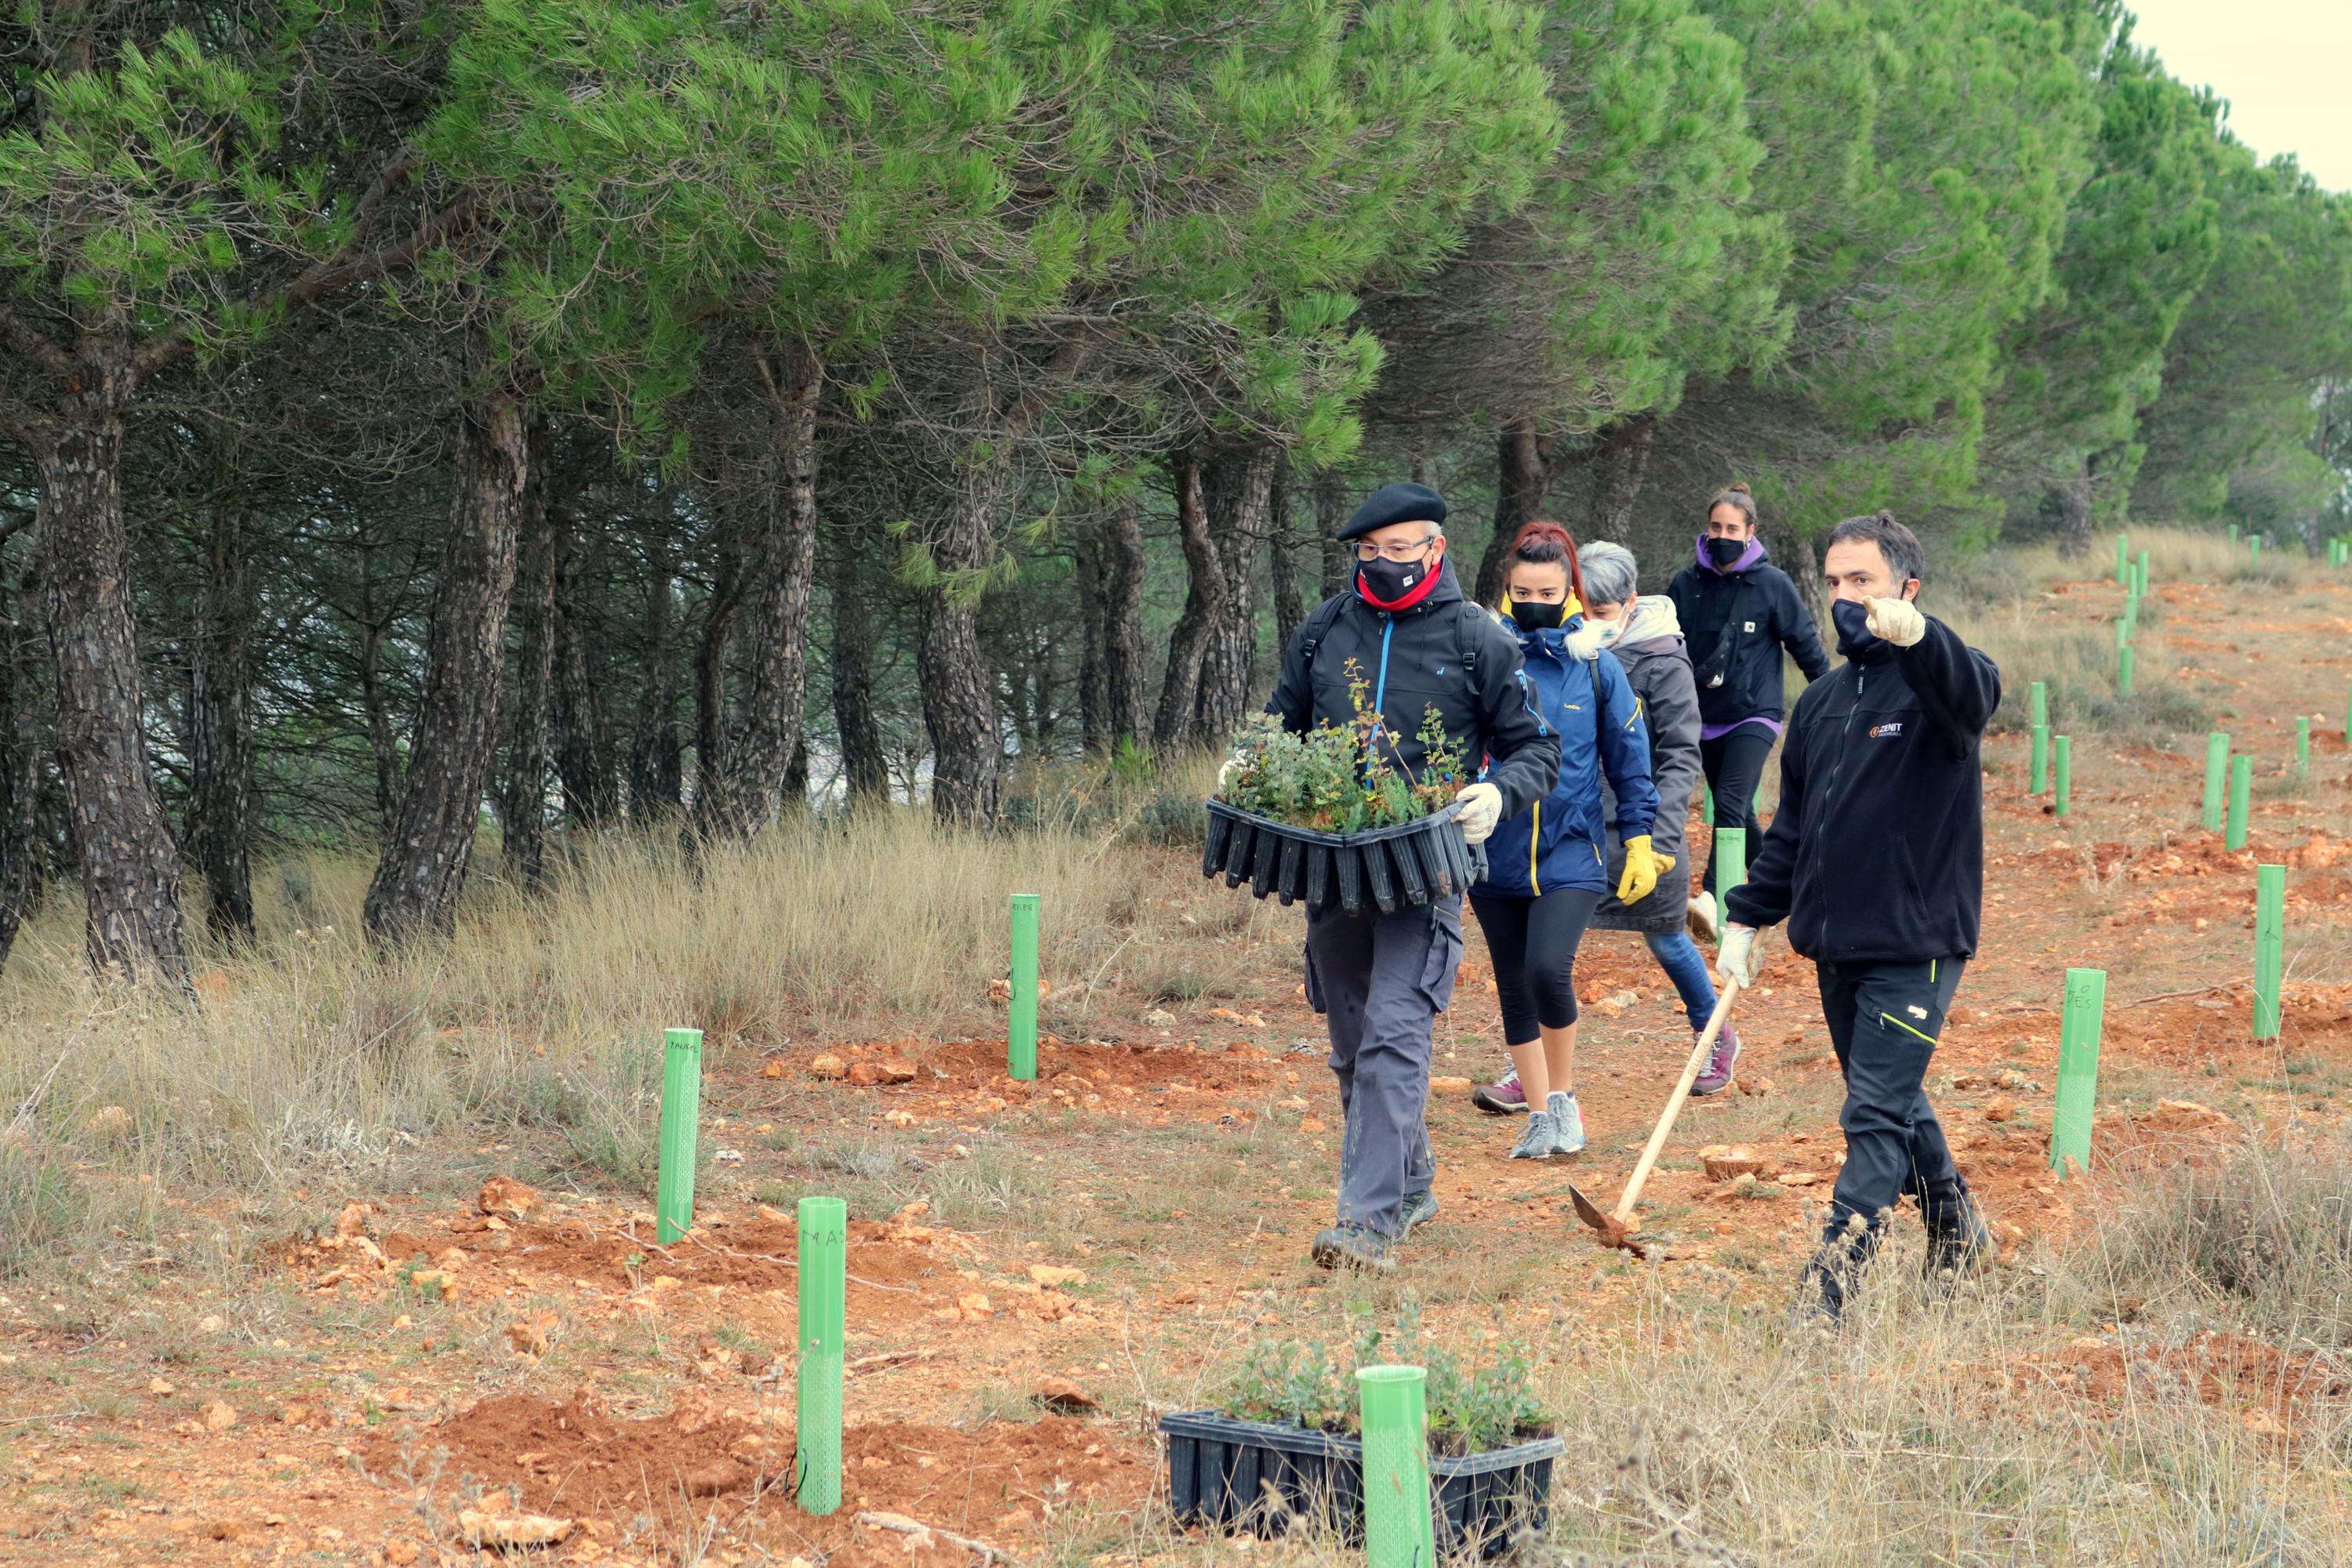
[{"x1": 1356, "y1": 555, "x2": 1441, "y2": 612}]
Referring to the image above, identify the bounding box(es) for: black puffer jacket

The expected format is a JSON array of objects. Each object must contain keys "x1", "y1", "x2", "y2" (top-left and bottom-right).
[
  {"x1": 1725, "y1": 612, "x2": 2000, "y2": 962},
  {"x1": 1664, "y1": 538, "x2": 1831, "y2": 728},
  {"x1": 1265, "y1": 560, "x2": 1558, "y2": 825}
]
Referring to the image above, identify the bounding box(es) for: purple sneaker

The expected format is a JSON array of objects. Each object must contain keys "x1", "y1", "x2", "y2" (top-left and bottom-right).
[
  {"x1": 1471, "y1": 1070, "x2": 1527, "y2": 1115},
  {"x1": 1691, "y1": 1023, "x2": 1741, "y2": 1097}
]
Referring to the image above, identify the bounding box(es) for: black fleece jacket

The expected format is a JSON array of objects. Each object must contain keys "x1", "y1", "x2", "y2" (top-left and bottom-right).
[
  {"x1": 1665, "y1": 544, "x2": 1831, "y2": 726},
  {"x1": 1725, "y1": 612, "x2": 2001, "y2": 962}
]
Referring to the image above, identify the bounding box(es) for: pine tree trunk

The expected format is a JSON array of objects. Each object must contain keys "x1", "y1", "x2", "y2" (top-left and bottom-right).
[
  {"x1": 188, "y1": 488, "x2": 257, "y2": 941},
  {"x1": 710, "y1": 347, "x2": 822, "y2": 837},
  {"x1": 1268, "y1": 463, "x2": 1305, "y2": 651},
  {"x1": 689, "y1": 517, "x2": 747, "y2": 838},
  {"x1": 629, "y1": 546, "x2": 683, "y2": 818},
  {"x1": 500, "y1": 419, "x2": 557, "y2": 891},
  {"x1": 0, "y1": 543, "x2": 46, "y2": 975},
  {"x1": 1315, "y1": 470, "x2": 1351, "y2": 597},
  {"x1": 1586, "y1": 417, "x2": 1653, "y2": 541},
  {"x1": 918, "y1": 454, "x2": 1009, "y2": 824},
  {"x1": 1073, "y1": 518, "x2": 1109, "y2": 756},
  {"x1": 1097, "y1": 493, "x2": 1150, "y2": 752},
  {"x1": 30, "y1": 410, "x2": 191, "y2": 985},
  {"x1": 2056, "y1": 452, "x2": 2095, "y2": 559},
  {"x1": 1478, "y1": 415, "x2": 1549, "y2": 604},
  {"x1": 828, "y1": 529, "x2": 891, "y2": 807},
  {"x1": 1192, "y1": 443, "x2": 1273, "y2": 742},
  {"x1": 1152, "y1": 453, "x2": 1214, "y2": 750},
  {"x1": 553, "y1": 528, "x2": 619, "y2": 827},
  {"x1": 363, "y1": 395, "x2": 530, "y2": 942}
]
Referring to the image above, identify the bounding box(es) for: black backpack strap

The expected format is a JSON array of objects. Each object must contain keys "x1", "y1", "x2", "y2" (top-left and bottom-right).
[
  {"x1": 1454, "y1": 601, "x2": 1486, "y2": 688},
  {"x1": 1297, "y1": 594, "x2": 1349, "y2": 673}
]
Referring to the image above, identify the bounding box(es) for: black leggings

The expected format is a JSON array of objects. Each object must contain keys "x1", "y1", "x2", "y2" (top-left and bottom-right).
[
  {"x1": 1468, "y1": 888, "x2": 1603, "y2": 1047},
  {"x1": 1700, "y1": 725, "x2": 1777, "y2": 895}
]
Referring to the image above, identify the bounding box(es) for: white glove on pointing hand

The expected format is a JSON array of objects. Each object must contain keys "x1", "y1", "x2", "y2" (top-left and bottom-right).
[
  {"x1": 1216, "y1": 757, "x2": 1241, "y2": 793},
  {"x1": 1715, "y1": 923, "x2": 1760, "y2": 989},
  {"x1": 1864, "y1": 594, "x2": 1926, "y2": 648},
  {"x1": 1454, "y1": 782, "x2": 1504, "y2": 845}
]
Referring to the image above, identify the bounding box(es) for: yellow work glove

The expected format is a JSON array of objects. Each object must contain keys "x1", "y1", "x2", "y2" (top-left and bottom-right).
[{"x1": 1615, "y1": 834, "x2": 1664, "y2": 904}]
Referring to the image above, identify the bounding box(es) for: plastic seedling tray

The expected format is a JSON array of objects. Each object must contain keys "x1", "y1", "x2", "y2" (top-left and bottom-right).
[
  {"x1": 1160, "y1": 1410, "x2": 1562, "y2": 1559},
  {"x1": 1201, "y1": 799, "x2": 1483, "y2": 914}
]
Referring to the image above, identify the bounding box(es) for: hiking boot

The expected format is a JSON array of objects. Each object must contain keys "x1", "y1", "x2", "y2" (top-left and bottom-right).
[
  {"x1": 1311, "y1": 1224, "x2": 1396, "y2": 1273},
  {"x1": 1687, "y1": 891, "x2": 1719, "y2": 942},
  {"x1": 1793, "y1": 1248, "x2": 1859, "y2": 1330},
  {"x1": 1547, "y1": 1091, "x2": 1587, "y2": 1155},
  {"x1": 1471, "y1": 1070, "x2": 1527, "y2": 1116},
  {"x1": 1691, "y1": 1023, "x2": 1741, "y2": 1097},
  {"x1": 1508, "y1": 1110, "x2": 1559, "y2": 1160},
  {"x1": 1398, "y1": 1188, "x2": 1440, "y2": 1238},
  {"x1": 1922, "y1": 1191, "x2": 1994, "y2": 1285}
]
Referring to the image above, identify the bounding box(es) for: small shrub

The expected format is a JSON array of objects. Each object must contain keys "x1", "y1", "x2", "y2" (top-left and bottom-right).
[
  {"x1": 1218, "y1": 1300, "x2": 1548, "y2": 1454},
  {"x1": 1219, "y1": 661, "x2": 1467, "y2": 832}
]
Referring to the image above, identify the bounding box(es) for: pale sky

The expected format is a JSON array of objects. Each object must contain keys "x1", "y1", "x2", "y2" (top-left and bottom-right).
[{"x1": 2125, "y1": 1, "x2": 2352, "y2": 191}]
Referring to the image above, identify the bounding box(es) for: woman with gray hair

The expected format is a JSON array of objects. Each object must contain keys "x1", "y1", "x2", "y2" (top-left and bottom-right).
[{"x1": 1470, "y1": 539, "x2": 1737, "y2": 1112}]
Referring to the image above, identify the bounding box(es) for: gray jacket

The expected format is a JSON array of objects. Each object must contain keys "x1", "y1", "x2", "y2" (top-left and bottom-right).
[{"x1": 1592, "y1": 597, "x2": 1704, "y2": 933}]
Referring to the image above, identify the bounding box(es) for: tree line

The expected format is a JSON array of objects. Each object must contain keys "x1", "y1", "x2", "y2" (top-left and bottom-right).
[{"x1": 2, "y1": 0, "x2": 2349, "y2": 987}]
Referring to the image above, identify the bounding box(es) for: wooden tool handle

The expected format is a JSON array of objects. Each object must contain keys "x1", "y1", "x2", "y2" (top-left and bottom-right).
[{"x1": 1612, "y1": 978, "x2": 1744, "y2": 1223}]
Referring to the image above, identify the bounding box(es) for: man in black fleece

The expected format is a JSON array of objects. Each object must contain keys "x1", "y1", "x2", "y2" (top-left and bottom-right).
[{"x1": 1714, "y1": 513, "x2": 2001, "y2": 1323}]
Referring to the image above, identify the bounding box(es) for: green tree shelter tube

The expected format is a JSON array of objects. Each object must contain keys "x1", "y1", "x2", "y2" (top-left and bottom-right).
[
  {"x1": 2201, "y1": 732, "x2": 2229, "y2": 830},
  {"x1": 2254, "y1": 865, "x2": 2284, "y2": 1041},
  {"x1": 2226, "y1": 754, "x2": 2250, "y2": 850},
  {"x1": 2054, "y1": 735, "x2": 2071, "y2": 818},
  {"x1": 1357, "y1": 1366, "x2": 1436, "y2": 1568},
  {"x1": 1009, "y1": 893, "x2": 1039, "y2": 1081},
  {"x1": 797, "y1": 1196, "x2": 847, "y2": 1515},
  {"x1": 2050, "y1": 967, "x2": 2106, "y2": 1175},
  {"x1": 2031, "y1": 725, "x2": 2049, "y2": 795},
  {"x1": 655, "y1": 1028, "x2": 703, "y2": 1244},
  {"x1": 1713, "y1": 826, "x2": 1746, "y2": 914}
]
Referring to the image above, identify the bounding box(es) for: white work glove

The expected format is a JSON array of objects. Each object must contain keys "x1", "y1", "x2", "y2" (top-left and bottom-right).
[
  {"x1": 1454, "y1": 782, "x2": 1504, "y2": 846},
  {"x1": 1215, "y1": 757, "x2": 1240, "y2": 795},
  {"x1": 1864, "y1": 594, "x2": 1926, "y2": 648},
  {"x1": 1715, "y1": 923, "x2": 1761, "y2": 989},
  {"x1": 1561, "y1": 619, "x2": 1619, "y2": 660}
]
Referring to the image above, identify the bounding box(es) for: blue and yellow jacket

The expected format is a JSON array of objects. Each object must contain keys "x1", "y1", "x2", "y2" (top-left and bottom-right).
[{"x1": 1473, "y1": 614, "x2": 1659, "y2": 898}]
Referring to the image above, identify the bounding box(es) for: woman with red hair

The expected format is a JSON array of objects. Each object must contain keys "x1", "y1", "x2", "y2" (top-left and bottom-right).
[{"x1": 1465, "y1": 521, "x2": 1664, "y2": 1158}]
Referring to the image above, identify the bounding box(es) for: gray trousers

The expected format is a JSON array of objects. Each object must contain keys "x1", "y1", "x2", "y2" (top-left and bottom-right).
[{"x1": 1303, "y1": 895, "x2": 1461, "y2": 1238}]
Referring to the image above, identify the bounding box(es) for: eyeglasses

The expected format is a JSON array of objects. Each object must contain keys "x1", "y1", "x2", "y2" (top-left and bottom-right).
[{"x1": 1355, "y1": 535, "x2": 1440, "y2": 563}]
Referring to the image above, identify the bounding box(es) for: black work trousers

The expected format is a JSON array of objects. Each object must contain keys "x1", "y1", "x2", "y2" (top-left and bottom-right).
[
  {"x1": 1817, "y1": 957, "x2": 1973, "y2": 1257},
  {"x1": 1699, "y1": 725, "x2": 1777, "y2": 896}
]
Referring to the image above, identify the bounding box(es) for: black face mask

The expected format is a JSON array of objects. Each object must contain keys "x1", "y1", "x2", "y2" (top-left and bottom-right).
[
  {"x1": 1510, "y1": 598, "x2": 1570, "y2": 633},
  {"x1": 1831, "y1": 597, "x2": 1880, "y2": 655},
  {"x1": 1356, "y1": 555, "x2": 1430, "y2": 607},
  {"x1": 1705, "y1": 535, "x2": 1748, "y2": 568}
]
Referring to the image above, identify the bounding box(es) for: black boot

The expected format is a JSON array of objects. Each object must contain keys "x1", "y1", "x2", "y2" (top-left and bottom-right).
[
  {"x1": 1791, "y1": 1240, "x2": 1866, "y2": 1330},
  {"x1": 1922, "y1": 1189, "x2": 1994, "y2": 1286}
]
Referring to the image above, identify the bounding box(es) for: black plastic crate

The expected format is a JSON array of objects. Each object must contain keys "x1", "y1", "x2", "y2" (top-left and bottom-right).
[
  {"x1": 1201, "y1": 799, "x2": 1484, "y2": 915},
  {"x1": 1160, "y1": 1410, "x2": 1562, "y2": 1559}
]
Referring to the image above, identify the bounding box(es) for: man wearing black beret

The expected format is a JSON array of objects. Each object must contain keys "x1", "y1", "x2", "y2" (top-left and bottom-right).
[{"x1": 1263, "y1": 482, "x2": 1559, "y2": 1270}]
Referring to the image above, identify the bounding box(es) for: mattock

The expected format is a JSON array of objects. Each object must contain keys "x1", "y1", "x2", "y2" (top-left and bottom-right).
[{"x1": 1566, "y1": 965, "x2": 1751, "y2": 1258}]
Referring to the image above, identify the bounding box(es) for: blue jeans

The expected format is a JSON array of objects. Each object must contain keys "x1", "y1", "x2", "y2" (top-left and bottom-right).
[{"x1": 1645, "y1": 931, "x2": 1718, "y2": 1031}]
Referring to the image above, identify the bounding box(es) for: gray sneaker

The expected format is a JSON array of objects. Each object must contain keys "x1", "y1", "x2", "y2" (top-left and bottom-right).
[
  {"x1": 1548, "y1": 1091, "x2": 1587, "y2": 1154},
  {"x1": 1691, "y1": 1024, "x2": 1741, "y2": 1097},
  {"x1": 1399, "y1": 1188, "x2": 1439, "y2": 1237},
  {"x1": 1509, "y1": 1110, "x2": 1559, "y2": 1160}
]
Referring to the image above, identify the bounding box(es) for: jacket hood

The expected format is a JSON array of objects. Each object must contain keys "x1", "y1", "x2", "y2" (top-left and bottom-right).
[
  {"x1": 1615, "y1": 593, "x2": 1683, "y2": 650},
  {"x1": 1697, "y1": 534, "x2": 1769, "y2": 575}
]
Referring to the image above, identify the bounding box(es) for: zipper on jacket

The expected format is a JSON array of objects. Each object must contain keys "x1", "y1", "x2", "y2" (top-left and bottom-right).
[
  {"x1": 1529, "y1": 803, "x2": 1541, "y2": 895},
  {"x1": 1809, "y1": 662, "x2": 1867, "y2": 942}
]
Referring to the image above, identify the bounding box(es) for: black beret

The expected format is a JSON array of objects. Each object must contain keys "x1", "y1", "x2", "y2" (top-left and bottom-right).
[{"x1": 1338, "y1": 481, "x2": 1447, "y2": 541}]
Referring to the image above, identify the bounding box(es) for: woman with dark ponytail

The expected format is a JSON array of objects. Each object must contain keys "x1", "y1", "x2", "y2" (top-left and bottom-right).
[
  {"x1": 1664, "y1": 484, "x2": 1830, "y2": 937},
  {"x1": 1464, "y1": 521, "x2": 1662, "y2": 1159}
]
